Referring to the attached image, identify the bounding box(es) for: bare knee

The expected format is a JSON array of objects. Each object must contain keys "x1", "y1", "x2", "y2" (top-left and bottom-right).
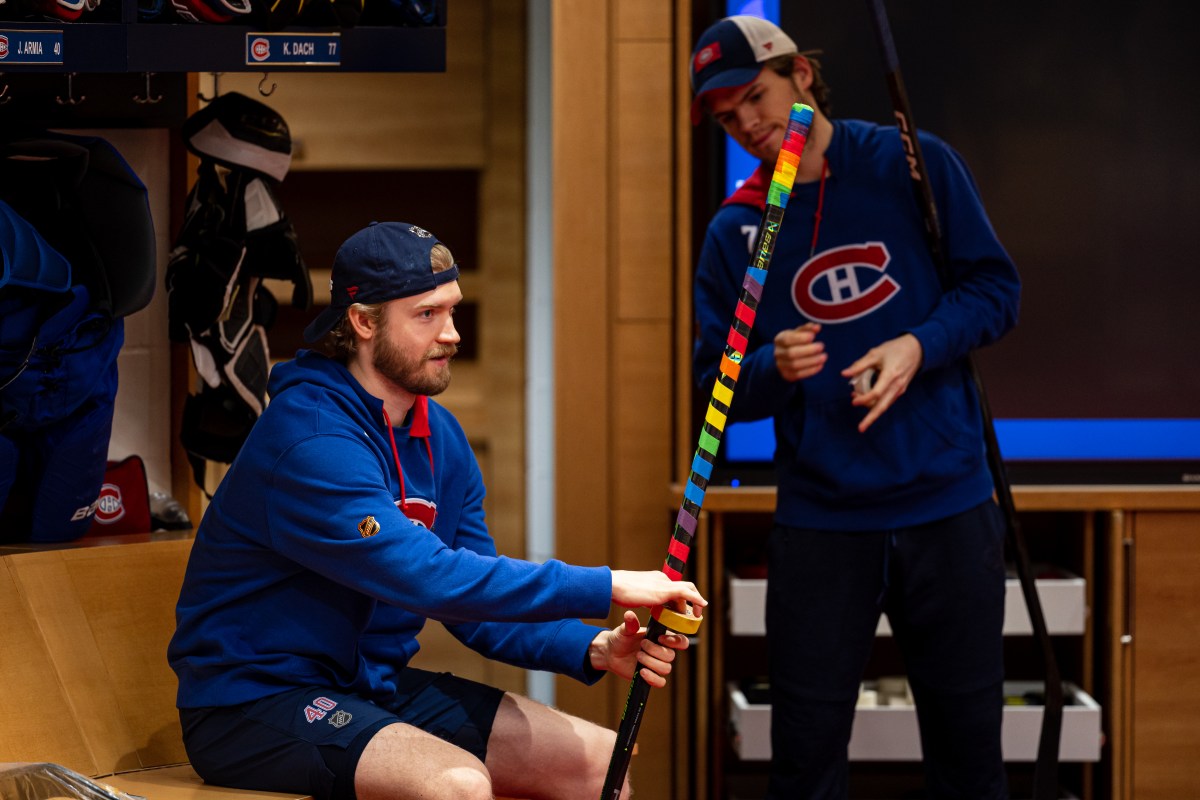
[
  {"x1": 355, "y1": 722, "x2": 494, "y2": 800},
  {"x1": 441, "y1": 766, "x2": 493, "y2": 800},
  {"x1": 359, "y1": 761, "x2": 492, "y2": 800},
  {"x1": 579, "y1": 728, "x2": 635, "y2": 800}
]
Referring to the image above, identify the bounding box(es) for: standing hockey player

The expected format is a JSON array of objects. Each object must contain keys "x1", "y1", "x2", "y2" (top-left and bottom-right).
[{"x1": 690, "y1": 16, "x2": 1020, "y2": 799}]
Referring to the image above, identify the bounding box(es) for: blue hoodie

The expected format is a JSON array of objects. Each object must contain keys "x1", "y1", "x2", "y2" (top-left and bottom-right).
[
  {"x1": 169, "y1": 351, "x2": 611, "y2": 708},
  {"x1": 694, "y1": 119, "x2": 1020, "y2": 530}
]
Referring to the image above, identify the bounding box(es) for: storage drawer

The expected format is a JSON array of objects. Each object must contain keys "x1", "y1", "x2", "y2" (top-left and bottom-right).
[
  {"x1": 728, "y1": 680, "x2": 1102, "y2": 763},
  {"x1": 728, "y1": 571, "x2": 1086, "y2": 637}
]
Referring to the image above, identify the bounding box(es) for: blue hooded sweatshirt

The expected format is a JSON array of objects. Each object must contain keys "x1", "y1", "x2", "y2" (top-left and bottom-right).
[
  {"x1": 694, "y1": 119, "x2": 1020, "y2": 530},
  {"x1": 169, "y1": 351, "x2": 611, "y2": 708}
]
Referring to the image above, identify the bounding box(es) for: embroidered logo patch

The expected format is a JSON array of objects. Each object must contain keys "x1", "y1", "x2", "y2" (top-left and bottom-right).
[
  {"x1": 694, "y1": 42, "x2": 721, "y2": 74},
  {"x1": 397, "y1": 496, "x2": 437, "y2": 531},
  {"x1": 328, "y1": 709, "x2": 353, "y2": 728},
  {"x1": 790, "y1": 242, "x2": 900, "y2": 324},
  {"x1": 304, "y1": 696, "x2": 338, "y2": 723},
  {"x1": 93, "y1": 483, "x2": 125, "y2": 525},
  {"x1": 408, "y1": 225, "x2": 433, "y2": 238},
  {"x1": 358, "y1": 516, "x2": 380, "y2": 538}
]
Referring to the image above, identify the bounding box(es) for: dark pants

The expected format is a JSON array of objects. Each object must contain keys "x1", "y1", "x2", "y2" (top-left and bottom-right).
[{"x1": 765, "y1": 501, "x2": 1008, "y2": 799}]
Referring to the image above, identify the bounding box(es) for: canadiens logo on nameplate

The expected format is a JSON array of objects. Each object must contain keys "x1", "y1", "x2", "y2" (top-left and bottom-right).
[
  {"x1": 245, "y1": 33, "x2": 341, "y2": 67},
  {"x1": 358, "y1": 515, "x2": 380, "y2": 538}
]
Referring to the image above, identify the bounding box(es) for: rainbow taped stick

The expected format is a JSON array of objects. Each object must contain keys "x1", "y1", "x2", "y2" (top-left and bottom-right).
[{"x1": 599, "y1": 102, "x2": 814, "y2": 800}]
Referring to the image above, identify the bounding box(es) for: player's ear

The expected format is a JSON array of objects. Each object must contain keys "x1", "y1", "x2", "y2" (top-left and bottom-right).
[
  {"x1": 792, "y1": 54, "x2": 814, "y2": 92},
  {"x1": 346, "y1": 304, "x2": 377, "y2": 341}
]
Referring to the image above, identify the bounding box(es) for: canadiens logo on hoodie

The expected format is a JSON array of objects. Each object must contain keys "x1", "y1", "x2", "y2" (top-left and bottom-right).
[{"x1": 398, "y1": 497, "x2": 437, "y2": 530}]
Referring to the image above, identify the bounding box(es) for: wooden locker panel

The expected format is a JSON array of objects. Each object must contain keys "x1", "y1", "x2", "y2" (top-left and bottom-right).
[{"x1": 1131, "y1": 511, "x2": 1200, "y2": 799}]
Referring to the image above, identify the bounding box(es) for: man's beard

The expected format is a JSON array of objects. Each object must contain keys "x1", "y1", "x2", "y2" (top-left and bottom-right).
[{"x1": 372, "y1": 323, "x2": 458, "y2": 397}]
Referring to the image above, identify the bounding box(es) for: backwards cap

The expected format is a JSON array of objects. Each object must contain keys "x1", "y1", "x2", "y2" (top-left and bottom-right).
[
  {"x1": 689, "y1": 15, "x2": 798, "y2": 124},
  {"x1": 303, "y1": 222, "x2": 459, "y2": 344}
]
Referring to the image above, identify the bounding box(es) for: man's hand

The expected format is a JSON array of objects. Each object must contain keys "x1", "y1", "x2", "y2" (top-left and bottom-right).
[
  {"x1": 589, "y1": 610, "x2": 691, "y2": 687},
  {"x1": 610, "y1": 570, "x2": 706, "y2": 611},
  {"x1": 841, "y1": 332, "x2": 923, "y2": 432},
  {"x1": 774, "y1": 322, "x2": 826, "y2": 382}
]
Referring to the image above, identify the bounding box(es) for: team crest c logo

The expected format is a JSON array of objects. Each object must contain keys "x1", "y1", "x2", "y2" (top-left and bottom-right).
[
  {"x1": 358, "y1": 516, "x2": 380, "y2": 538},
  {"x1": 694, "y1": 42, "x2": 721, "y2": 73},
  {"x1": 398, "y1": 497, "x2": 437, "y2": 530},
  {"x1": 0, "y1": 36, "x2": 9, "y2": 60},
  {"x1": 94, "y1": 484, "x2": 125, "y2": 525},
  {"x1": 250, "y1": 37, "x2": 271, "y2": 62},
  {"x1": 408, "y1": 225, "x2": 433, "y2": 238},
  {"x1": 791, "y1": 242, "x2": 900, "y2": 323}
]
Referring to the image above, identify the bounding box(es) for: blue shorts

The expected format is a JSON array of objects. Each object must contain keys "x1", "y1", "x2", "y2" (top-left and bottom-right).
[{"x1": 180, "y1": 668, "x2": 505, "y2": 800}]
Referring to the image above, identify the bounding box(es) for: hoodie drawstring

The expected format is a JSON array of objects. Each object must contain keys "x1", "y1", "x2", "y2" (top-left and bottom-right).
[{"x1": 381, "y1": 403, "x2": 434, "y2": 514}]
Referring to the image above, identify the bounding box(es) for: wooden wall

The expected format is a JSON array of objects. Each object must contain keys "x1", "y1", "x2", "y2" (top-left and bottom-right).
[{"x1": 553, "y1": 2, "x2": 692, "y2": 796}]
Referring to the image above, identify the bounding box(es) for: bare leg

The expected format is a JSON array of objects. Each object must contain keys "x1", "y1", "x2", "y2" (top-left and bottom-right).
[
  {"x1": 486, "y1": 693, "x2": 631, "y2": 800},
  {"x1": 355, "y1": 722, "x2": 494, "y2": 800}
]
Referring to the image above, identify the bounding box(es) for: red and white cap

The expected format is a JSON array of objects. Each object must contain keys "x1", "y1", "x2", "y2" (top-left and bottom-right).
[{"x1": 690, "y1": 16, "x2": 798, "y2": 124}]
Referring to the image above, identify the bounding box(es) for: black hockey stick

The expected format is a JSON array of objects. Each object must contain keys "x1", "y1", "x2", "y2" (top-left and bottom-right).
[
  {"x1": 599, "y1": 103, "x2": 816, "y2": 800},
  {"x1": 863, "y1": 3, "x2": 1063, "y2": 797}
]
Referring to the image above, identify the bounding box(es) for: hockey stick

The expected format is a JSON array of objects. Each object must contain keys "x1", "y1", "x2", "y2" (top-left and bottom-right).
[
  {"x1": 598, "y1": 103, "x2": 815, "y2": 800},
  {"x1": 863, "y1": 3, "x2": 1063, "y2": 796}
]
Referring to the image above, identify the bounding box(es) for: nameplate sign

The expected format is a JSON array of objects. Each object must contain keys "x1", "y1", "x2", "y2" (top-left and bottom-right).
[
  {"x1": 246, "y1": 33, "x2": 341, "y2": 67},
  {"x1": 0, "y1": 31, "x2": 65, "y2": 65}
]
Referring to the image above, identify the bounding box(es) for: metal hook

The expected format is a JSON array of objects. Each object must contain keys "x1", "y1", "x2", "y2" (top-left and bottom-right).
[
  {"x1": 196, "y1": 72, "x2": 223, "y2": 103},
  {"x1": 55, "y1": 72, "x2": 85, "y2": 106},
  {"x1": 133, "y1": 72, "x2": 163, "y2": 105},
  {"x1": 258, "y1": 72, "x2": 277, "y2": 97}
]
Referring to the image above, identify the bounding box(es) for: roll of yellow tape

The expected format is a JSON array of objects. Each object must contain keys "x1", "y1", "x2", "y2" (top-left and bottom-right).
[{"x1": 651, "y1": 603, "x2": 704, "y2": 635}]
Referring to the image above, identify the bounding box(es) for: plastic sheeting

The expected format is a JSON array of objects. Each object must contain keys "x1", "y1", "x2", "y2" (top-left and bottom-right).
[{"x1": 0, "y1": 763, "x2": 142, "y2": 800}]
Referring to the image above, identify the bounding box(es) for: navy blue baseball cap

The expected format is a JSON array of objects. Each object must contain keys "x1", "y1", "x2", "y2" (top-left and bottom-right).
[
  {"x1": 303, "y1": 221, "x2": 459, "y2": 343},
  {"x1": 690, "y1": 15, "x2": 798, "y2": 124}
]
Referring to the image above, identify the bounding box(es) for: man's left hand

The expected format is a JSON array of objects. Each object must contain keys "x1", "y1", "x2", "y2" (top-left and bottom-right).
[
  {"x1": 590, "y1": 610, "x2": 690, "y2": 687},
  {"x1": 842, "y1": 332, "x2": 923, "y2": 433}
]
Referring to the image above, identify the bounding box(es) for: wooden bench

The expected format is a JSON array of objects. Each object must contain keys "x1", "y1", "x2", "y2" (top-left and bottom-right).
[
  {"x1": 0, "y1": 537, "x2": 535, "y2": 800},
  {"x1": 0, "y1": 538, "x2": 309, "y2": 799}
]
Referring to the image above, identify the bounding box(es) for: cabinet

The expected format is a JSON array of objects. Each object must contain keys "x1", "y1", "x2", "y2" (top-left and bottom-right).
[
  {"x1": 674, "y1": 484, "x2": 1200, "y2": 800},
  {"x1": 1107, "y1": 508, "x2": 1200, "y2": 799}
]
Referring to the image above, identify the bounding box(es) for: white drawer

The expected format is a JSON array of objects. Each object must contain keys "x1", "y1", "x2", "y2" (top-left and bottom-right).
[
  {"x1": 728, "y1": 571, "x2": 1087, "y2": 637},
  {"x1": 728, "y1": 680, "x2": 1102, "y2": 763}
]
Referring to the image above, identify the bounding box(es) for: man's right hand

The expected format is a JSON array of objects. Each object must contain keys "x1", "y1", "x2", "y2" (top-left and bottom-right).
[
  {"x1": 774, "y1": 322, "x2": 826, "y2": 381},
  {"x1": 610, "y1": 570, "x2": 707, "y2": 611}
]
